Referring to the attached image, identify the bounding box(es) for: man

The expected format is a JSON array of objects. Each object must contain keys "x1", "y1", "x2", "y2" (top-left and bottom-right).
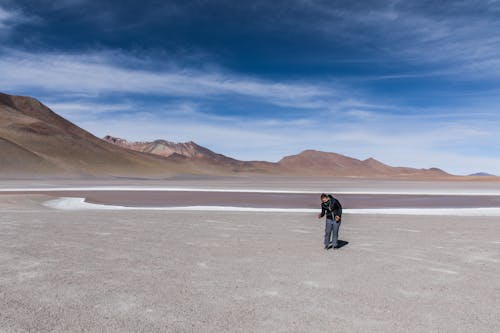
[{"x1": 317, "y1": 193, "x2": 342, "y2": 250}]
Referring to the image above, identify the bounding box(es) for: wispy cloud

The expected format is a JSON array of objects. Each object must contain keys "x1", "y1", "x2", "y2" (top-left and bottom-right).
[
  {"x1": 0, "y1": 49, "x2": 331, "y2": 109},
  {"x1": 0, "y1": 5, "x2": 28, "y2": 31},
  {"x1": 45, "y1": 101, "x2": 135, "y2": 115},
  {"x1": 296, "y1": 1, "x2": 500, "y2": 78}
]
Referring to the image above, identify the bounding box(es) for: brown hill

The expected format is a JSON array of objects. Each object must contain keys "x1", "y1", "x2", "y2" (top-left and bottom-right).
[
  {"x1": 0, "y1": 93, "x2": 194, "y2": 177},
  {"x1": 278, "y1": 150, "x2": 449, "y2": 177}
]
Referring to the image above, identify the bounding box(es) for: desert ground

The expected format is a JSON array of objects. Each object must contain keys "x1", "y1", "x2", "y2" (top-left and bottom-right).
[{"x1": 0, "y1": 178, "x2": 499, "y2": 332}]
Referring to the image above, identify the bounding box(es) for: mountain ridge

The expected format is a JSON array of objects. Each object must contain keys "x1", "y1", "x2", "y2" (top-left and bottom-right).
[
  {"x1": 104, "y1": 135, "x2": 450, "y2": 178},
  {"x1": 0, "y1": 91, "x2": 468, "y2": 179}
]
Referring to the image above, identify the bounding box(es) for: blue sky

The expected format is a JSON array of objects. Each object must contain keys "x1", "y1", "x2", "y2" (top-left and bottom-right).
[{"x1": 1, "y1": 0, "x2": 500, "y2": 175}]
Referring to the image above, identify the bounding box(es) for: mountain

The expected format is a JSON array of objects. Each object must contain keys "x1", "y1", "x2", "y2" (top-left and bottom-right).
[
  {"x1": 468, "y1": 172, "x2": 496, "y2": 177},
  {"x1": 0, "y1": 92, "x2": 192, "y2": 177},
  {"x1": 104, "y1": 135, "x2": 242, "y2": 163},
  {"x1": 104, "y1": 138, "x2": 450, "y2": 178},
  {"x1": 0, "y1": 92, "x2": 455, "y2": 179},
  {"x1": 277, "y1": 150, "x2": 449, "y2": 177},
  {"x1": 102, "y1": 135, "x2": 279, "y2": 174}
]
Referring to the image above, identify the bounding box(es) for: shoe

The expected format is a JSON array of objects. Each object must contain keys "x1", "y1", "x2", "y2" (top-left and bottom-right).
[{"x1": 324, "y1": 244, "x2": 332, "y2": 250}]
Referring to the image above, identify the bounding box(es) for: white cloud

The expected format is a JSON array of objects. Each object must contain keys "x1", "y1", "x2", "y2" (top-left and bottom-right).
[
  {"x1": 46, "y1": 101, "x2": 135, "y2": 115},
  {"x1": 302, "y1": 1, "x2": 500, "y2": 77},
  {"x1": 0, "y1": 6, "x2": 17, "y2": 30},
  {"x1": 0, "y1": 49, "x2": 331, "y2": 108},
  {"x1": 0, "y1": 5, "x2": 33, "y2": 33},
  {"x1": 344, "y1": 110, "x2": 377, "y2": 120}
]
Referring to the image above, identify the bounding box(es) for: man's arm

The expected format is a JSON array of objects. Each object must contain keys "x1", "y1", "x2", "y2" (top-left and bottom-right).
[
  {"x1": 318, "y1": 205, "x2": 326, "y2": 219},
  {"x1": 333, "y1": 199, "x2": 342, "y2": 221}
]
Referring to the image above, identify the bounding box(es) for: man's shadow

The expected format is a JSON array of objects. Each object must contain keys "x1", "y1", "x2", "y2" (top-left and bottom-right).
[{"x1": 335, "y1": 240, "x2": 349, "y2": 249}]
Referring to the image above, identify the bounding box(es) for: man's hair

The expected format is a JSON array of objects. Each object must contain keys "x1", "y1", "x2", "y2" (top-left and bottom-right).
[{"x1": 320, "y1": 193, "x2": 329, "y2": 199}]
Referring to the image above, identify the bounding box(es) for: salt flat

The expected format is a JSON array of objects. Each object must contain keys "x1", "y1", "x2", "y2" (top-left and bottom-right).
[
  {"x1": 0, "y1": 192, "x2": 499, "y2": 332},
  {"x1": 1, "y1": 176, "x2": 500, "y2": 194},
  {"x1": 43, "y1": 197, "x2": 500, "y2": 216}
]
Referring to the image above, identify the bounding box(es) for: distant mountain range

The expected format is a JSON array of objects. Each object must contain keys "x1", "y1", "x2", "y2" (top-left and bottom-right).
[
  {"x1": 102, "y1": 135, "x2": 450, "y2": 178},
  {"x1": 0, "y1": 92, "x2": 490, "y2": 179},
  {"x1": 468, "y1": 172, "x2": 496, "y2": 177}
]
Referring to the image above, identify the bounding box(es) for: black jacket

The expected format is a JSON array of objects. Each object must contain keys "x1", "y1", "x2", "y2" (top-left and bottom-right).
[{"x1": 320, "y1": 196, "x2": 342, "y2": 221}]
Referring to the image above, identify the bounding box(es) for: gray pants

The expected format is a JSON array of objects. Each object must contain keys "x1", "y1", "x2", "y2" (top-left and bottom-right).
[{"x1": 324, "y1": 219, "x2": 341, "y2": 247}]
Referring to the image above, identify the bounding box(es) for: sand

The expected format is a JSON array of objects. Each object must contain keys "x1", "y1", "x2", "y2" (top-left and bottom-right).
[{"x1": 0, "y1": 189, "x2": 499, "y2": 332}]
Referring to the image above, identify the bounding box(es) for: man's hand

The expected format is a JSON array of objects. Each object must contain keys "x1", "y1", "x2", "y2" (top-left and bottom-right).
[
  {"x1": 317, "y1": 213, "x2": 322, "y2": 219},
  {"x1": 335, "y1": 215, "x2": 341, "y2": 222}
]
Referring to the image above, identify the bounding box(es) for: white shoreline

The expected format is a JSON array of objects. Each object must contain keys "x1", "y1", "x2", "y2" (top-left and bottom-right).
[
  {"x1": 43, "y1": 197, "x2": 500, "y2": 216},
  {"x1": 3, "y1": 186, "x2": 500, "y2": 196}
]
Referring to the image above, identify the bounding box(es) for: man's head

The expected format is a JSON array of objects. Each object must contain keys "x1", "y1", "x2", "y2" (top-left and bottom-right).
[{"x1": 321, "y1": 193, "x2": 330, "y2": 203}]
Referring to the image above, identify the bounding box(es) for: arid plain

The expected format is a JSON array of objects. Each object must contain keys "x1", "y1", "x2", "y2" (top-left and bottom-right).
[{"x1": 1, "y1": 178, "x2": 499, "y2": 332}]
